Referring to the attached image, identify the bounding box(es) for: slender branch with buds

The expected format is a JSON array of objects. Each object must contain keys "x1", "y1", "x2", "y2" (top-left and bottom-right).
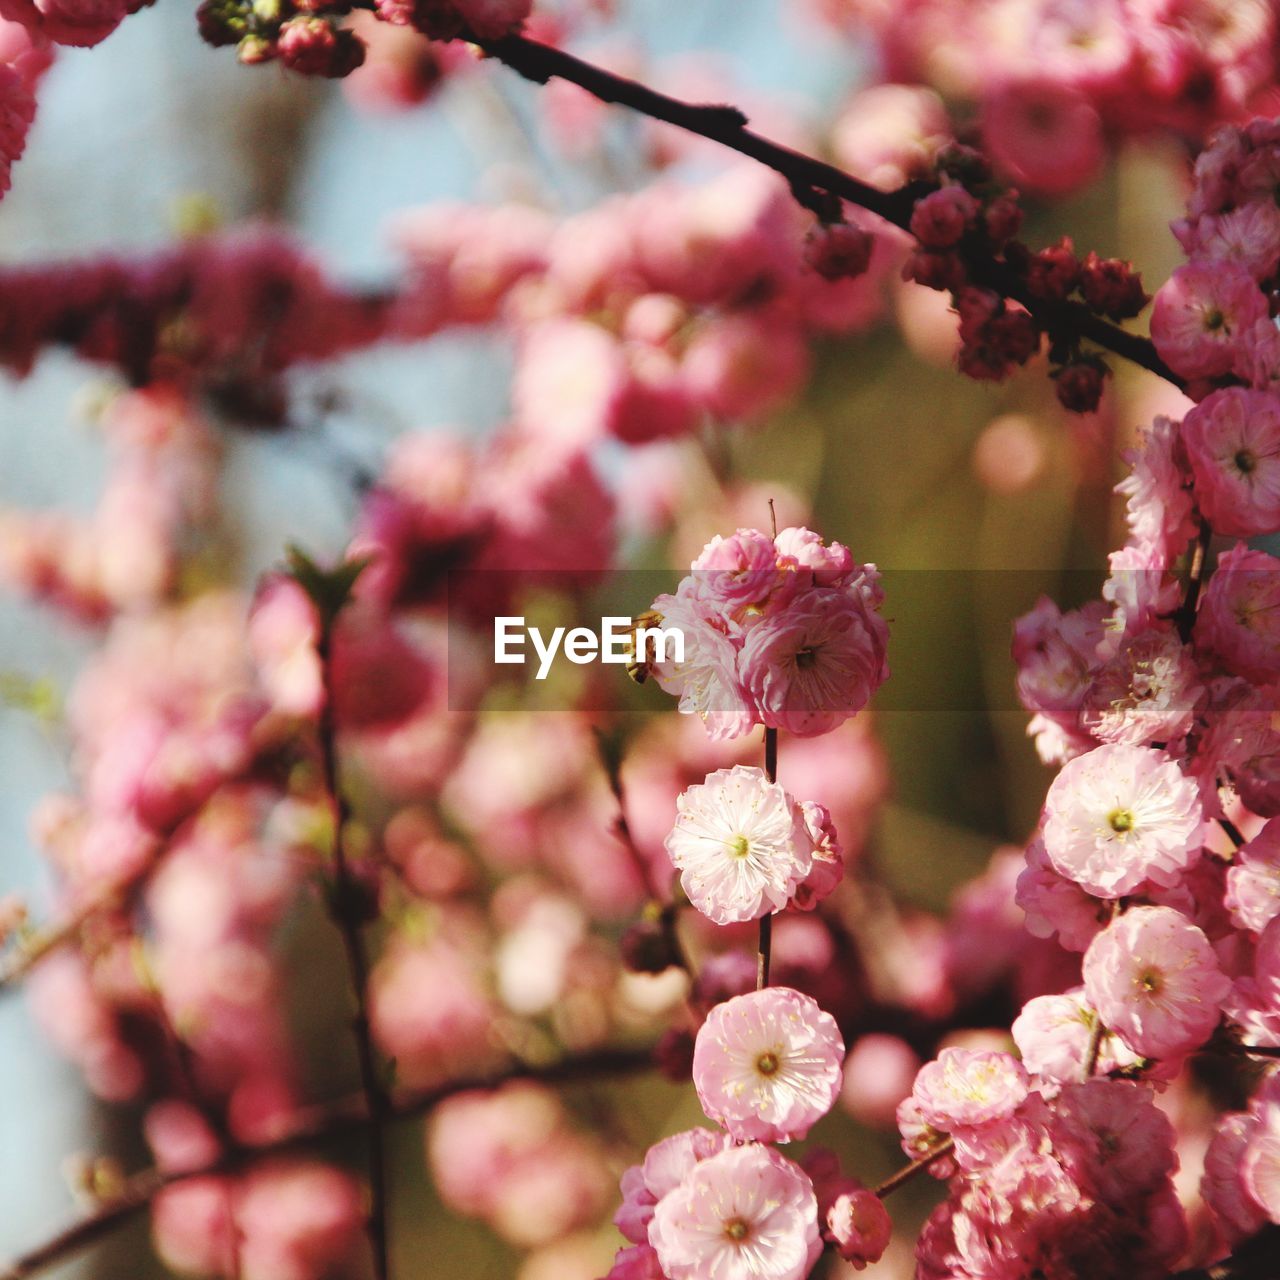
[{"x1": 465, "y1": 30, "x2": 1180, "y2": 390}]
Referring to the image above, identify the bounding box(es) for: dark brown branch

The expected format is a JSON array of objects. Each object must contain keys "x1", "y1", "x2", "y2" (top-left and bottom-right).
[
  {"x1": 315, "y1": 620, "x2": 391, "y2": 1280},
  {"x1": 0, "y1": 1047, "x2": 656, "y2": 1280},
  {"x1": 1176, "y1": 518, "x2": 1213, "y2": 642},
  {"x1": 873, "y1": 1137, "x2": 956, "y2": 1198},
  {"x1": 758, "y1": 725, "x2": 779, "y2": 990},
  {"x1": 469, "y1": 30, "x2": 1182, "y2": 389}
]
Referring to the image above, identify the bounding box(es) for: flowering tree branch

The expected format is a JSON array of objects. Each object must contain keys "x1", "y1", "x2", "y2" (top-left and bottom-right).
[
  {"x1": 0, "y1": 1047, "x2": 657, "y2": 1280},
  {"x1": 871, "y1": 1138, "x2": 955, "y2": 1198},
  {"x1": 466, "y1": 29, "x2": 1182, "y2": 390}
]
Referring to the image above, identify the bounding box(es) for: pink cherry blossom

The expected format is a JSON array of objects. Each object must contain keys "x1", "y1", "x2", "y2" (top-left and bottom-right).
[
  {"x1": 615, "y1": 1128, "x2": 733, "y2": 1245},
  {"x1": 692, "y1": 986, "x2": 845, "y2": 1143},
  {"x1": 648, "y1": 1143, "x2": 822, "y2": 1280},
  {"x1": 1041, "y1": 743, "x2": 1204, "y2": 898},
  {"x1": 1203, "y1": 1112, "x2": 1268, "y2": 1243},
  {"x1": 1182, "y1": 387, "x2": 1280, "y2": 538},
  {"x1": 980, "y1": 80, "x2": 1104, "y2": 197},
  {"x1": 1048, "y1": 1079, "x2": 1176, "y2": 1203},
  {"x1": 1079, "y1": 627, "x2": 1203, "y2": 748},
  {"x1": 1011, "y1": 990, "x2": 1142, "y2": 1085},
  {"x1": 739, "y1": 582, "x2": 889, "y2": 736},
  {"x1": 1016, "y1": 836, "x2": 1108, "y2": 953},
  {"x1": 910, "y1": 1046, "x2": 1029, "y2": 1132},
  {"x1": 1150, "y1": 261, "x2": 1268, "y2": 379},
  {"x1": 1243, "y1": 1103, "x2": 1280, "y2": 1223},
  {"x1": 772, "y1": 526, "x2": 856, "y2": 587},
  {"x1": 1226, "y1": 820, "x2": 1280, "y2": 935},
  {"x1": 1115, "y1": 414, "x2": 1195, "y2": 560},
  {"x1": 790, "y1": 800, "x2": 844, "y2": 911},
  {"x1": 649, "y1": 588, "x2": 757, "y2": 742},
  {"x1": 664, "y1": 765, "x2": 815, "y2": 925},
  {"x1": 690, "y1": 528, "x2": 796, "y2": 620},
  {"x1": 1195, "y1": 544, "x2": 1280, "y2": 684},
  {"x1": 826, "y1": 1187, "x2": 891, "y2": 1269},
  {"x1": 1082, "y1": 905, "x2": 1231, "y2": 1060}
]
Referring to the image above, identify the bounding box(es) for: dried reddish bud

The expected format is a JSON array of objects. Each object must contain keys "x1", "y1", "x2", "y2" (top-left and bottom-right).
[
  {"x1": 653, "y1": 1027, "x2": 695, "y2": 1082},
  {"x1": 903, "y1": 249, "x2": 967, "y2": 292},
  {"x1": 1078, "y1": 251, "x2": 1149, "y2": 320},
  {"x1": 1020, "y1": 236, "x2": 1080, "y2": 301},
  {"x1": 277, "y1": 16, "x2": 365, "y2": 76},
  {"x1": 987, "y1": 307, "x2": 1040, "y2": 365},
  {"x1": 910, "y1": 185, "x2": 979, "y2": 249},
  {"x1": 1053, "y1": 359, "x2": 1109, "y2": 413},
  {"x1": 955, "y1": 286, "x2": 1002, "y2": 343},
  {"x1": 957, "y1": 342, "x2": 1011, "y2": 381},
  {"x1": 803, "y1": 223, "x2": 875, "y2": 281},
  {"x1": 934, "y1": 141, "x2": 992, "y2": 187},
  {"x1": 376, "y1": 0, "x2": 463, "y2": 39},
  {"x1": 983, "y1": 192, "x2": 1023, "y2": 246}
]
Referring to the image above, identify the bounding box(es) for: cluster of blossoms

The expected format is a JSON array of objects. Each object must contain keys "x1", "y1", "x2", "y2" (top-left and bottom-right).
[
  {"x1": 0, "y1": 165, "x2": 896, "y2": 449},
  {"x1": 815, "y1": 0, "x2": 1279, "y2": 195},
  {"x1": 390, "y1": 165, "x2": 898, "y2": 450},
  {"x1": 907, "y1": 1055, "x2": 1186, "y2": 1279},
  {"x1": 640, "y1": 526, "x2": 889, "y2": 741},
  {"x1": 602, "y1": 525, "x2": 896, "y2": 1280},
  {"x1": 949, "y1": 113, "x2": 1280, "y2": 1277}
]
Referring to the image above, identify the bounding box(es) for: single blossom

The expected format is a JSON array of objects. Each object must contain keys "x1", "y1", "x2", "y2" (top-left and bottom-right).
[
  {"x1": 1048, "y1": 1080, "x2": 1176, "y2": 1204},
  {"x1": 1041, "y1": 743, "x2": 1204, "y2": 898},
  {"x1": 690, "y1": 528, "x2": 796, "y2": 621},
  {"x1": 648, "y1": 1143, "x2": 822, "y2": 1280},
  {"x1": 1016, "y1": 837, "x2": 1107, "y2": 952},
  {"x1": 692, "y1": 986, "x2": 845, "y2": 1143},
  {"x1": 909, "y1": 1046, "x2": 1029, "y2": 1132},
  {"x1": 1114, "y1": 415, "x2": 1195, "y2": 560},
  {"x1": 1011, "y1": 990, "x2": 1141, "y2": 1085},
  {"x1": 1195, "y1": 544, "x2": 1280, "y2": 684},
  {"x1": 1243, "y1": 1103, "x2": 1280, "y2": 1223},
  {"x1": 664, "y1": 766, "x2": 814, "y2": 924},
  {"x1": 1226, "y1": 820, "x2": 1280, "y2": 935},
  {"x1": 739, "y1": 582, "x2": 889, "y2": 736},
  {"x1": 1078, "y1": 629, "x2": 1202, "y2": 749},
  {"x1": 1202, "y1": 1112, "x2": 1268, "y2": 1244},
  {"x1": 614, "y1": 1128, "x2": 732, "y2": 1245},
  {"x1": 826, "y1": 1188, "x2": 891, "y2": 1269},
  {"x1": 790, "y1": 800, "x2": 844, "y2": 911},
  {"x1": 1082, "y1": 905, "x2": 1230, "y2": 1060},
  {"x1": 649, "y1": 588, "x2": 757, "y2": 742},
  {"x1": 1150, "y1": 261, "x2": 1268, "y2": 380},
  {"x1": 1181, "y1": 387, "x2": 1280, "y2": 538}
]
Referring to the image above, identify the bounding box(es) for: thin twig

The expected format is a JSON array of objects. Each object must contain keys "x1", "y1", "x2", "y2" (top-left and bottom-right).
[
  {"x1": 0, "y1": 1048, "x2": 656, "y2": 1280},
  {"x1": 593, "y1": 728, "x2": 695, "y2": 978},
  {"x1": 1238, "y1": 1043, "x2": 1280, "y2": 1059},
  {"x1": 873, "y1": 1138, "x2": 956, "y2": 1198},
  {"x1": 315, "y1": 620, "x2": 390, "y2": 1280},
  {"x1": 468, "y1": 30, "x2": 1182, "y2": 389},
  {"x1": 758, "y1": 725, "x2": 779, "y2": 990},
  {"x1": 0, "y1": 862, "x2": 156, "y2": 995},
  {"x1": 1176, "y1": 518, "x2": 1213, "y2": 642}
]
